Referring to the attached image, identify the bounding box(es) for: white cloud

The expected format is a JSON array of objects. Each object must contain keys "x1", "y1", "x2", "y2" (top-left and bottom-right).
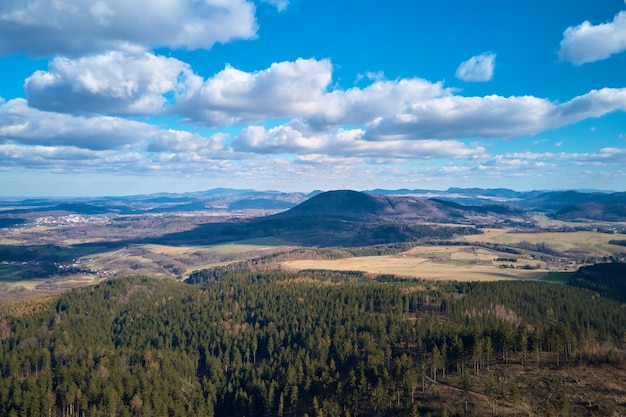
[
  {"x1": 0, "y1": 0, "x2": 258, "y2": 56},
  {"x1": 295, "y1": 154, "x2": 361, "y2": 165},
  {"x1": 365, "y1": 88, "x2": 626, "y2": 141},
  {"x1": 171, "y1": 58, "x2": 624, "y2": 142},
  {"x1": 479, "y1": 148, "x2": 626, "y2": 173},
  {"x1": 0, "y1": 98, "x2": 201, "y2": 151},
  {"x1": 173, "y1": 58, "x2": 335, "y2": 125},
  {"x1": 308, "y1": 77, "x2": 450, "y2": 129},
  {"x1": 13, "y1": 52, "x2": 626, "y2": 158},
  {"x1": 551, "y1": 88, "x2": 626, "y2": 123},
  {"x1": 90, "y1": 2, "x2": 115, "y2": 26},
  {"x1": 233, "y1": 124, "x2": 487, "y2": 159},
  {"x1": 147, "y1": 131, "x2": 230, "y2": 155},
  {"x1": 559, "y1": 7, "x2": 626, "y2": 64},
  {"x1": 173, "y1": 58, "x2": 451, "y2": 127},
  {"x1": 455, "y1": 52, "x2": 496, "y2": 82},
  {"x1": 25, "y1": 51, "x2": 201, "y2": 115},
  {"x1": 0, "y1": 139, "x2": 165, "y2": 174},
  {"x1": 25, "y1": 54, "x2": 624, "y2": 147},
  {"x1": 0, "y1": 99, "x2": 241, "y2": 175},
  {"x1": 4, "y1": 53, "x2": 626, "y2": 187},
  {"x1": 572, "y1": 147, "x2": 626, "y2": 164}
]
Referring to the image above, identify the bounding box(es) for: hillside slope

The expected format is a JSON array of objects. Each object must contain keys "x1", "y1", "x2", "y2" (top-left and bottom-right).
[{"x1": 273, "y1": 189, "x2": 516, "y2": 222}]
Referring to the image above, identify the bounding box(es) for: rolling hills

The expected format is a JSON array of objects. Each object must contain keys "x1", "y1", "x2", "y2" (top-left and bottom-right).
[{"x1": 3, "y1": 187, "x2": 626, "y2": 222}]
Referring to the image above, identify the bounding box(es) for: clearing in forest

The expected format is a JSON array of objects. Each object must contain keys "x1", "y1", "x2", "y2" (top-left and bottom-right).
[{"x1": 282, "y1": 245, "x2": 548, "y2": 281}]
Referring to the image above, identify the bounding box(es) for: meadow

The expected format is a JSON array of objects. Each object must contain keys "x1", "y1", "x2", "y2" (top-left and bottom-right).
[
  {"x1": 282, "y1": 245, "x2": 548, "y2": 281},
  {"x1": 2, "y1": 221, "x2": 626, "y2": 301},
  {"x1": 282, "y1": 229, "x2": 626, "y2": 281},
  {"x1": 465, "y1": 228, "x2": 626, "y2": 257}
]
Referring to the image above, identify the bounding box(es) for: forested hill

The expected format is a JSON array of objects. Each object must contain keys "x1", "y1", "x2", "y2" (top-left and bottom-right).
[
  {"x1": 1, "y1": 271, "x2": 626, "y2": 416},
  {"x1": 570, "y1": 262, "x2": 626, "y2": 302},
  {"x1": 272, "y1": 190, "x2": 518, "y2": 222},
  {"x1": 155, "y1": 191, "x2": 485, "y2": 247}
]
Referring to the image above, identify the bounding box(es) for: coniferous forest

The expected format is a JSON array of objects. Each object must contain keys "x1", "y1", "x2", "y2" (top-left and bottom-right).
[{"x1": 1, "y1": 265, "x2": 626, "y2": 416}]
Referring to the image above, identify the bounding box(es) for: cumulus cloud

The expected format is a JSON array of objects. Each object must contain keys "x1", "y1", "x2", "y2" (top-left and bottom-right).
[
  {"x1": 455, "y1": 52, "x2": 496, "y2": 82},
  {"x1": 170, "y1": 57, "x2": 623, "y2": 142},
  {"x1": 25, "y1": 51, "x2": 201, "y2": 115},
  {"x1": 0, "y1": 0, "x2": 258, "y2": 56},
  {"x1": 173, "y1": 58, "x2": 334, "y2": 125},
  {"x1": 19, "y1": 53, "x2": 626, "y2": 149},
  {"x1": 479, "y1": 148, "x2": 626, "y2": 174},
  {"x1": 307, "y1": 77, "x2": 451, "y2": 129},
  {"x1": 173, "y1": 58, "x2": 451, "y2": 127},
  {"x1": 0, "y1": 98, "x2": 242, "y2": 174},
  {"x1": 233, "y1": 124, "x2": 487, "y2": 159},
  {"x1": 365, "y1": 88, "x2": 626, "y2": 141},
  {"x1": 0, "y1": 144, "x2": 101, "y2": 167},
  {"x1": 559, "y1": 6, "x2": 626, "y2": 64},
  {"x1": 13, "y1": 52, "x2": 626, "y2": 153},
  {"x1": 571, "y1": 147, "x2": 626, "y2": 165},
  {"x1": 463, "y1": 148, "x2": 626, "y2": 190},
  {"x1": 147, "y1": 131, "x2": 230, "y2": 156},
  {"x1": 0, "y1": 143, "x2": 148, "y2": 171},
  {"x1": 295, "y1": 154, "x2": 361, "y2": 165},
  {"x1": 5, "y1": 53, "x2": 626, "y2": 185},
  {"x1": 551, "y1": 88, "x2": 626, "y2": 122},
  {"x1": 0, "y1": 98, "x2": 202, "y2": 151}
]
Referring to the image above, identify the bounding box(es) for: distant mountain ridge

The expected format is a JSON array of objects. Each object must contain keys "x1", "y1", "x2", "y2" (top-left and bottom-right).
[{"x1": 2, "y1": 187, "x2": 626, "y2": 222}]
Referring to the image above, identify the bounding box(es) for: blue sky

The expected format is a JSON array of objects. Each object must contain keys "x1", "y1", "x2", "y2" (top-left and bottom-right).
[{"x1": 1, "y1": 0, "x2": 626, "y2": 196}]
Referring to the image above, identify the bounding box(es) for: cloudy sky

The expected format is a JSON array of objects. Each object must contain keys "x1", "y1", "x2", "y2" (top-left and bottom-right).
[{"x1": 1, "y1": 0, "x2": 626, "y2": 196}]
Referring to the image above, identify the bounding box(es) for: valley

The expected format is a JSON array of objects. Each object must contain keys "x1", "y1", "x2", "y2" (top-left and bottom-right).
[
  {"x1": 2, "y1": 188, "x2": 626, "y2": 302},
  {"x1": 2, "y1": 188, "x2": 626, "y2": 416}
]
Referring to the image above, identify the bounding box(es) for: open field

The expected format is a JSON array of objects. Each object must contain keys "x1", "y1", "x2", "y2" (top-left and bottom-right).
[
  {"x1": 0, "y1": 237, "x2": 292, "y2": 303},
  {"x1": 82, "y1": 241, "x2": 291, "y2": 277},
  {"x1": 0, "y1": 274, "x2": 104, "y2": 303},
  {"x1": 463, "y1": 228, "x2": 626, "y2": 258},
  {"x1": 3, "y1": 214, "x2": 626, "y2": 300},
  {"x1": 532, "y1": 213, "x2": 626, "y2": 229},
  {"x1": 282, "y1": 244, "x2": 549, "y2": 281},
  {"x1": 282, "y1": 229, "x2": 626, "y2": 281}
]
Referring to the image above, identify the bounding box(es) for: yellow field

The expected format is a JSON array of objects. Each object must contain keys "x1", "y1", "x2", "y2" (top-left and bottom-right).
[
  {"x1": 74, "y1": 240, "x2": 292, "y2": 280},
  {"x1": 1, "y1": 280, "x2": 43, "y2": 291},
  {"x1": 142, "y1": 240, "x2": 285, "y2": 255},
  {"x1": 282, "y1": 245, "x2": 548, "y2": 282},
  {"x1": 282, "y1": 228, "x2": 626, "y2": 281},
  {"x1": 4, "y1": 225, "x2": 625, "y2": 298},
  {"x1": 462, "y1": 229, "x2": 626, "y2": 256}
]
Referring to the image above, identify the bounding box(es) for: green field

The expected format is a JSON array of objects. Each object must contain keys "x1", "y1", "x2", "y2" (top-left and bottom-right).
[
  {"x1": 542, "y1": 271, "x2": 575, "y2": 284},
  {"x1": 0, "y1": 264, "x2": 54, "y2": 282}
]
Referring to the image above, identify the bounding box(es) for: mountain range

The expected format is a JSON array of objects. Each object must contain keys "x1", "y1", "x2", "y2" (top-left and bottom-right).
[{"x1": 2, "y1": 187, "x2": 626, "y2": 223}]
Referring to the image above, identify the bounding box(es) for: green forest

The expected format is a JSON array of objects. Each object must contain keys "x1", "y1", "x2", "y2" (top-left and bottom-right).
[{"x1": 1, "y1": 265, "x2": 626, "y2": 416}]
